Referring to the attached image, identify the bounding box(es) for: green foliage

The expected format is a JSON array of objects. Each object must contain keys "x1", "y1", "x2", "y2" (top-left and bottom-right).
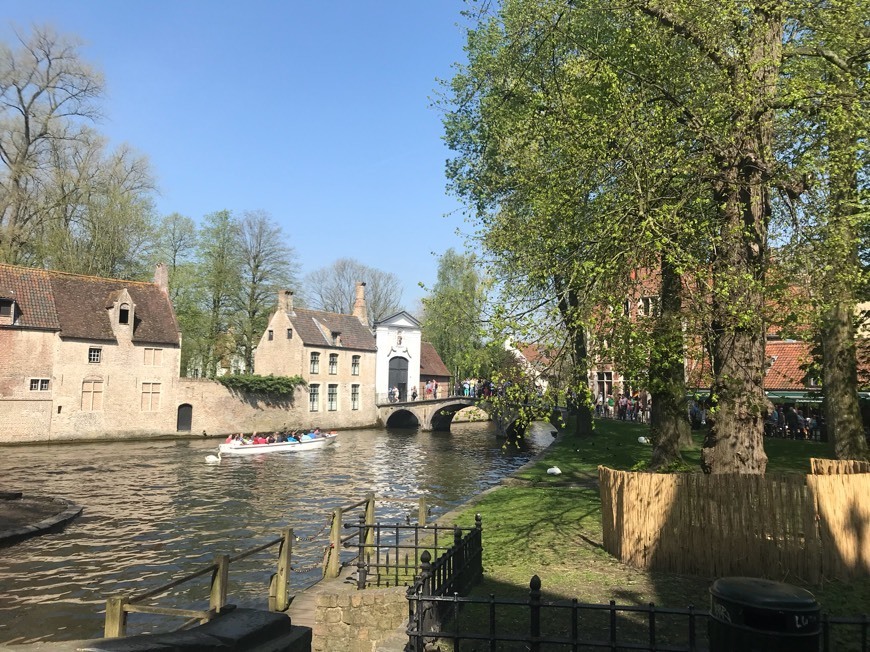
[
  {"x1": 422, "y1": 248, "x2": 490, "y2": 380},
  {"x1": 217, "y1": 374, "x2": 305, "y2": 396}
]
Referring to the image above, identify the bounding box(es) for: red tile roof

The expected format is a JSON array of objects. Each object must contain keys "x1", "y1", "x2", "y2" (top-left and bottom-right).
[
  {"x1": 764, "y1": 340, "x2": 812, "y2": 390},
  {"x1": 0, "y1": 264, "x2": 180, "y2": 345},
  {"x1": 420, "y1": 341, "x2": 451, "y2": 378}
]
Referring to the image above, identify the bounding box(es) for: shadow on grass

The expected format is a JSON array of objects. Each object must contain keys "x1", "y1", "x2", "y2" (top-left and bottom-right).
[{"x1": 438, "y1": 417, "x2": 869, "y2": 650}]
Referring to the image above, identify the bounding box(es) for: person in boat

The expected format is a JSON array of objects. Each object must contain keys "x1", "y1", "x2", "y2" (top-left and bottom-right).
[{"x1": 313, "y1": 427, "x2": 322, "y2": 438}]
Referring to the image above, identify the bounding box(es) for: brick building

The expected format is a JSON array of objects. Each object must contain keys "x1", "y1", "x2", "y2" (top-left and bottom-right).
[
  {"x1": 0, "y1": 263, "x2": 182, "y2": 442},
  {"x1": 253, "y1": 284, "x2": 379, "y2": 429}
]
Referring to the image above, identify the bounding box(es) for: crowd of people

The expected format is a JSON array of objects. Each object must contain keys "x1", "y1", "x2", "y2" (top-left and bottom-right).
[
  {"x1": 224, "y1": 427, "x2": 326, "y2": 445},
  {"x1": 595, "y1": 392, "x2": 651, "y2": 423},
  {"x1": 766, "y1": 405, "x2": 822, "y2": 440}
]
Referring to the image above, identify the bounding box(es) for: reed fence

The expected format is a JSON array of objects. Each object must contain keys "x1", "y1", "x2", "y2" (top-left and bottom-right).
[
  {"x1": 811, "y1": 457, "x2": 870, "y2": 475},
  {"x1": 599, "y1": 465, "x2": 870, "y2": 583}
]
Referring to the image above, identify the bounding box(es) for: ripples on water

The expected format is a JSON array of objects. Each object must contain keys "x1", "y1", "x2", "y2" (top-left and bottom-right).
[{"x1": 0, "y1": 421, "x2": 553, "y2": 643}]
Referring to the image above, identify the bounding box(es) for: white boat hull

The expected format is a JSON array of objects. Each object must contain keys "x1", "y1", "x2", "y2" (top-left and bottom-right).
[{"x1": 218, "y1": 434, "x2": 337, "y2": 456}]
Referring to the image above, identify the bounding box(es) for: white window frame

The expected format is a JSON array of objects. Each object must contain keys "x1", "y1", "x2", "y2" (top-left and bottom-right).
[
  {"x1": 351, "y1": 384, "x2": 360, "y2": 410},
  {"x1": 309, "y1": 384, "x2": 320, "y2": 411}
]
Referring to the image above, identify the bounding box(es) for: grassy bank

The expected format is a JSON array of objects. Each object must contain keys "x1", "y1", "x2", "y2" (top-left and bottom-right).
[{"x1": 445, "y1": 418, "x2": 869, "y2": 619}]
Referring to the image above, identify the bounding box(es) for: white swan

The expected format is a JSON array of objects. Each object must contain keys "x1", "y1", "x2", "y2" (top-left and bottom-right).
[
  {"x1": 205, "y1": 451, "x2": 222, "y2": 464},
  {"x1": 638, "y1": 436, "x2": 650, "y2": 445},
  {"x1": 546, "y1": 466, "x2": 562, "y2": 475}
]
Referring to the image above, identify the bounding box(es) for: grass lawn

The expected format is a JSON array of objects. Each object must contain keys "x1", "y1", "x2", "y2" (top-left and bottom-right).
[{"x1": 439, "y1": 418, "x2": 869, "y2": 647}]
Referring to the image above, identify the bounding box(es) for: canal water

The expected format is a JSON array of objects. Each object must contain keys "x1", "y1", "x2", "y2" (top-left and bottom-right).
[{"x1": 0, "y1": 421, "x2": 554, "y2": 644}]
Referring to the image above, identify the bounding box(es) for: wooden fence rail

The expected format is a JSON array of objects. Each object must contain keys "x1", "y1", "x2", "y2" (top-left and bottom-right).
[
  {"x1": 103, "y1": 527, "x2": 294, "y2": 638},
  {"x1": 599, "y1": 465, "x2": 870, "y2": 584}
]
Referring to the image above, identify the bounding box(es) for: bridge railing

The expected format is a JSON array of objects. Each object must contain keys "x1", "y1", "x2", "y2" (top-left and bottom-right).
[{"x1": 376, "y1": 392, "x2": 471, "y2": 404}]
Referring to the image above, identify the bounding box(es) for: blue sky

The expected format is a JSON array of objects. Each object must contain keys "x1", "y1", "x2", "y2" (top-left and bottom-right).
[{"x1": 1, "y1": 1, "x2": 474, "y2": 310}]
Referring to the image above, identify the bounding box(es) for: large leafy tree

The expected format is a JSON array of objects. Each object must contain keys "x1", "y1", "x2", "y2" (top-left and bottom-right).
[
  {"x1": 444, "y1": 1, "x2": 705, "y2": 447},
  {"x1": 421, "y1": 248, "x2": 488, "y2": 383},
  {"x1": 446, "y1": 0, "x2": 800, "y2": 473},
  {"x1": 777, "y1": 1, "x2": 870, "y2": 460},
  {"x1": 196, "y1": 210, "x2": 243, "y2": 378}
]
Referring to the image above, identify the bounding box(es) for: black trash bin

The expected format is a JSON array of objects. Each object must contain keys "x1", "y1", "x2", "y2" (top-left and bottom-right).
[{"x1": 708, "y1": 577, "x2": 820, "y2": 651}]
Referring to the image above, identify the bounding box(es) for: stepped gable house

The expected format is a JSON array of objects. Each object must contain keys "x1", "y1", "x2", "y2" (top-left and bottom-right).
[
  {"x1": 0, "y1": 263, "x2": 182, "y2": 442},
  {"x1": 254, "y1": 283, "x2": 378, "y2": 427}
]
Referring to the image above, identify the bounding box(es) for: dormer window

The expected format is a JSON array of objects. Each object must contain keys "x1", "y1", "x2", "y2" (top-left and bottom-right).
[
  {"x1": 0, "y1": 299, "x2": 15, "y2": 325},
  {"x1": 119, "y1": 303, "x2": 130, "y2": 325},
  {"x1": 332, "y1": 331, "x2": 342, "y2": 346}
]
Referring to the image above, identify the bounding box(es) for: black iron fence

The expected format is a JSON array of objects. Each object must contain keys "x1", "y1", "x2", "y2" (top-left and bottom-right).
[
  {"x1": 407, "y1": 574, "x2": 869, "y2": 652},
  {"x1": 348, "y1": 513, "x2": 483, "y2": 590}
]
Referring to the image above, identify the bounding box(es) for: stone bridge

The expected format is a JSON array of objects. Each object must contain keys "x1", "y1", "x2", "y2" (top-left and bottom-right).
[
  {"x1": 376, "y1": 397, "x2": 482, "y2": 431},
  {"x1": 376, "y1": 397, "x2": 566, "y2": 434}
]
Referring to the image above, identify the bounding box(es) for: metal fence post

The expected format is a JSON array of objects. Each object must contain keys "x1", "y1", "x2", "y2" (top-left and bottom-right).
[
  {"x1": 269, "y1": 527, "x2": 293, "y2": 612},
  {"x1": 209, "y1": 554, "x2": 230, "y2": 617},
  {"x1": 103, "y1": 596, "x2": 129, "y2": 638},
  {"x1": 453, "y1": 525, "x2": 465, "y2": 593},
  {"x1": 529, "y1": 575, "x2": 541, "y2": 652},
  {"x1": 475, "y1": 513, "x2": 484, "y2": 581},
  {"x1": 357, "y1": 513, "x2": 368, "y2": 589},
  {"x1": 325, "y1": 507, "x2": 342, "y2": 579}
]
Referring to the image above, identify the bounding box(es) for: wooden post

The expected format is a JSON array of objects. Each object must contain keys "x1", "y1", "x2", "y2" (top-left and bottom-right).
[
  {"x1": 270, "y1": 527, "x2": 293, "y2": 611},
  {"x1": 364, "y1": 492, "x2": 376, "y2": 548},
  {"x1": 209, "y1": 554, "x2": 230, "y2": 617},
  {"x1": 325, "y1": 508, "x2": 342, "y2": 579},
  {"x1": 103, "y1": 596, "x2": 129, "y2": 638},
  {"x1": 418, "y1": 496, "x2": 427, "y2": 526}
]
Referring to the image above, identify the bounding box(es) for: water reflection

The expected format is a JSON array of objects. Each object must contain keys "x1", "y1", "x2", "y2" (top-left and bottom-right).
[{"x1": 0, "y1": 421, "x2": 553, "y2": 643}]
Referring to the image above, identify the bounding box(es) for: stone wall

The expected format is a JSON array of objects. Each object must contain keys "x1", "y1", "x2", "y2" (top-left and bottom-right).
[
  {"x1": 312, "y1": 587, "x2": 407, "y2": 652},
  {"x1": 180, "y1": 379, "x2": 379, "y2": 438}
]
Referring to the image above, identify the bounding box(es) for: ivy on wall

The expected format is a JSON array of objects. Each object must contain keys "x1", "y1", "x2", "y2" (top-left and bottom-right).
[{"x1": 217, "y1": 374, "x2": 306, "y2": 397}]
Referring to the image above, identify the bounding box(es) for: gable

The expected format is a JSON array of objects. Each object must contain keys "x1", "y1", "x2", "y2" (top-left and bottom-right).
[{"x1": 376, "y1": 311, "x2": 421, "y2": 329}]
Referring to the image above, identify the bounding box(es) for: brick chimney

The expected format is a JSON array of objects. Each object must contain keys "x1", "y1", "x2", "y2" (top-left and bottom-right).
[
  {"x1": 352, "y1": 282, "x2": 368, "y2": 325},
  {"x1": 153, "y1": 263, "x2": 169, "y2": 296},
  {"x1": 277, "y1": 289, "x2": 294, "y2": 313}
]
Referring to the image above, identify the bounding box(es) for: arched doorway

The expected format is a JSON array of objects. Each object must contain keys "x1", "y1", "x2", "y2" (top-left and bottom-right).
[
  {"x1": 388, "y1": 357, "x2": 409, "y2": 401},
  {"x1": 176, "y1": 404, "x2": 193, "y2": 432}
]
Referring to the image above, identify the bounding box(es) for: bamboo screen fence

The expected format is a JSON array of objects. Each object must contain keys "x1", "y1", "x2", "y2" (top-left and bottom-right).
[
  {"x1": 599, "y1": 463, "x2": 870, "y2": 584},
  {"x1": 810, "y1": 458, "x2": 870, "y2": 475}
]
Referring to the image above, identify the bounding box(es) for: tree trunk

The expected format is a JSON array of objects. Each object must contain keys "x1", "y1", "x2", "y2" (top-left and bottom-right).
[
  {"x1": 649, "y1": 259, "x2": 691, "y2": 469},
  {"x1": 701, "y1": 5, "x2": 782, "y2": 474},
  {"x1": 822, "y1": 302, "x2": 867, "y2": 459},
  {"x1": 820, "y1": 90, "x2": 868, "y2": 461},
  {"x1": 556, "y1": 280, "x2": 593, "y2": 437},
  {"x1": 701, "y1": 161, "x2": 770, "y2": 474}
]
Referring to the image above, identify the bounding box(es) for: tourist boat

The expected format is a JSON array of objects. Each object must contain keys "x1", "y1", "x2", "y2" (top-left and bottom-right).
[{"x1": 217, "y1": 432, "x2": 338, "y2": 456}]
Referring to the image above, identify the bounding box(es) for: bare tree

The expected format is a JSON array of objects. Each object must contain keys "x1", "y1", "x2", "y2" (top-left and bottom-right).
[
  {"x1": 232, "y1": 210, "x2": 299, "y2": 372},
  {"x1": 0, "y1": 25, "x2": 104, "y2": 263},
  {"x1": 303, "y1": 258, "x2": 403, "y2": 325}
]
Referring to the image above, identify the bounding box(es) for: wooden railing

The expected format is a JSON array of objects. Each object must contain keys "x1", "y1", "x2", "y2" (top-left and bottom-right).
[
  {"x1": 103, "y1": 527, "x2": 294, "y2": 638},
  {"x1": 103, "y1": 492, "x2": 433, "y2": 637}
]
